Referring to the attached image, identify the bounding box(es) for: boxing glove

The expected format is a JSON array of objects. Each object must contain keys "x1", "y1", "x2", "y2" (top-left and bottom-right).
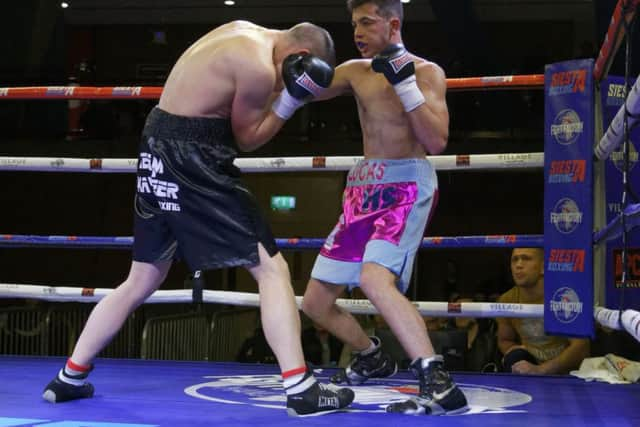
[
  {"x1": 272, "y1": 53, "x2": 334, "y2": 120},
  {"x1": 372, "y1": 44, "x2": 425, "y2": 112}
]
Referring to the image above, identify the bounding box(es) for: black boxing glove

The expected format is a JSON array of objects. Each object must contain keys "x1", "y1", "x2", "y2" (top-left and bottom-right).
[
  {"x1": 372, "y1": 44, "x2": 425, "y2": 112},
  {"x1": 502, "y1": 348, "x2": 538, "y2": 373},
  {"x1": 272, "y1": 53, "x2": 334, "y2": 120}
]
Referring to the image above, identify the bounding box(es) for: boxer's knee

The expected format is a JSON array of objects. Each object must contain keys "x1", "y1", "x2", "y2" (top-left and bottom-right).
[
  {"x1": 251, "y1": 246, "x2": 290, "y2": 284},
  {"x1": 359, "y1": 263, "x2": 396, "y2": 302},
  {"x1": 301, "y1": 278, "x2": 337, "y2": 321}
]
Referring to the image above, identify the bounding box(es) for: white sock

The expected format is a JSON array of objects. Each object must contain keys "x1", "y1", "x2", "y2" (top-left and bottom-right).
[
  {"x1": 416, "y1": 355, "x2": 444, "y2": 370},
  {"x1": 359, "y1": 338, "x2": 378, "y2": 356},
  {"x1": 57, "y1": 369, "x2": 86, "y2": 386},
  {"x1": 282, "y1": 367, "x2": 316, "y2": 395}
]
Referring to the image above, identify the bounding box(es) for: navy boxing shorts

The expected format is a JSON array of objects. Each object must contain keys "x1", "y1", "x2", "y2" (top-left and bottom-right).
[{"x1": 132, "y1": 106, "x2": 278, "y2": 271}]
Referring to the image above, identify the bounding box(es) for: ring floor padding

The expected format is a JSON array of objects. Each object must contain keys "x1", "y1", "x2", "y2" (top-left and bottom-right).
[{"x1": 0, "y1": 356, "x2": 638, "y2": 426}]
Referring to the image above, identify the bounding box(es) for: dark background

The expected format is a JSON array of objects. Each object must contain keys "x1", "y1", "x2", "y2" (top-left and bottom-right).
[{"x1": 0, "y1": 0, "x2": 637, "y2": 303}]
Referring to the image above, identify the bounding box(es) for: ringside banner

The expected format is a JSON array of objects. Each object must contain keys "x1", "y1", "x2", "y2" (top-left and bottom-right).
[{"x1": 601, "y1": 76, "x2": 640, "y2": 310}]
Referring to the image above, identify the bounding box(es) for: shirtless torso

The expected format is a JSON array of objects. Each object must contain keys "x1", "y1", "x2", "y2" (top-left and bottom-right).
[
  {"x1": 157, "y1": 21, "x2": 298, "y2": 151},
  {"x1": 159, "y1": 21, "x2": 279, "y2": 119},
  {"x1": 325, "y1": 57, "x2": 448, "y2": 159}
]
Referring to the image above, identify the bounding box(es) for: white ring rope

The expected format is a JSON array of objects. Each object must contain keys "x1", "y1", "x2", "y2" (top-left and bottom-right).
[
  {"x1": 595, "y1": 306, "x2": 640, "y2": 343},
  {"x1": 0, "y1": 283, "x2": 541, "y2": 318},
  {"x1": 2, "y1": 287, "x2": 638, "y2": 342},
  {"x1": 595, "y1": 71, "x2": 640, "y2": 161},
  {"x1": 0, "y1": 153, "x2": 544, "y2": 173}
]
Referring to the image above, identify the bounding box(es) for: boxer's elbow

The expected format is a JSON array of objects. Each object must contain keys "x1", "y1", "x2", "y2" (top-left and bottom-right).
[
  {"x1": 236, "y1": 139, "x2": 263, "y2": 152},
  {"x1": 427, "y1": 133, "x2": 447, "y2": 155},
  {"x1": 234, "y1": 127, "x2": 269, "y2": 152},
  {"x1": 234, "y1": 136, "x2": 253, "y2": 152}
]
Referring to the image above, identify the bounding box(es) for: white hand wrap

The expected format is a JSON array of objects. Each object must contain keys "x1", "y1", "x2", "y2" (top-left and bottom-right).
[
  {"x1": 272, "y1": 88, "x2": 306, "y2": 120},
  {"x1": 393, "y1": 75, "x2": 426, "y2": 112}
]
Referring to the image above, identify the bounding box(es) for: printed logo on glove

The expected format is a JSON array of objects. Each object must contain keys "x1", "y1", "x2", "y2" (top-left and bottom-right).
[
  {"x1": 283, "y1": 53, "x2": 334, "y2": 100},
  {"x1": 371, "y1": 44, "x2": 425, "y2": 112},
  {"x1": 272, "y1": 53, "x2": 334, "y2": 120},
  {"x1": 372, "y1": 44, "x2": 415, "y2": 85}
]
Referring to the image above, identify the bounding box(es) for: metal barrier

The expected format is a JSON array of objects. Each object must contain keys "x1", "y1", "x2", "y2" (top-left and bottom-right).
[
  {"x1": 45, "y1": 303, "x2": 93, "y2": 356},
  {"x1": 209, "y1": 308, "x2": 259, "y2": 361},
  {"x1": 45, "y1": 303, "x2": 143, "y2": 358},
  {"x1": 0, "y1": 306, "x2": 47, "y2": 355},
  {"x1": 141, "y1": 312, "x2": 210, "y2": 361},
  {"x1": 1, "y1": 305, "x2": 260, "y2": 362},
  {"x1": 0, "y1": 304, "x2": 144, "y2": 358}
]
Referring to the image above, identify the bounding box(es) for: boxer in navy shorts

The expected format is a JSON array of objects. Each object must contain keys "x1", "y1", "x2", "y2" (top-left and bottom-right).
[
  {"x1": 132, "y1": 107, "x2": 278, "y2": 270},
  {"x1": 43, "y1": 20, "x2": 355, "y2": 416}
]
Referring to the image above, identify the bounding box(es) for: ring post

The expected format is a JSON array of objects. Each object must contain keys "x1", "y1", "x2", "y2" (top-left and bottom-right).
[
  {"x1": 543, "y1": 59, "x2": 595, "y2": 338},
  {"x1": 599, "y1": 76, "x2": 640, "y2": 309}
]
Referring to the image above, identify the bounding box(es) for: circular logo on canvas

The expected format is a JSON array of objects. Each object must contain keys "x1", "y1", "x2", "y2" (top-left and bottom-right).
[
  {"x1": 549, "y1": 287, "x2": 583, "y2": 323},
  {"x1": 551, "y1": 109, "x2": 584, "y2": 145},
  {"x1": 184, "y1": 373, "x2": 532, "y2": 415}
]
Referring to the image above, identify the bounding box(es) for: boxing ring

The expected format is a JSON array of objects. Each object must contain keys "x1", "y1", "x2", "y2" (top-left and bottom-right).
[
  {"x1": 2, "y1": 2, "x2": 640, "y2": 425},
  {"x1": 1, "y1": 355, "x2": 638, "y2": 427}
]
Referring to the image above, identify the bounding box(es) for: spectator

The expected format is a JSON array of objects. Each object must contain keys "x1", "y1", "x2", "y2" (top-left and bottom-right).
[
  {"x1": 449, "y1": 296, "x2": 499, "y2": 372},
  {"x1": 302, "y1": 321, "x2": 343, "y2": 367},
  {"x1": 497, "y1": 248, "x2": 590, "y2": 374},
  {"x1": 236, "y1": 327, "x2": 276, "y2": 364}
]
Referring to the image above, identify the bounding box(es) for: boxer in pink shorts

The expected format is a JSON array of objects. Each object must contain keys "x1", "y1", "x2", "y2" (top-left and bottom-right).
[
  {"x1": 313, "y1": 158, "x2": 437, "y2": 293},
  {"x1": 300, "y1": 0, "x2": 468, "y2": 416}
]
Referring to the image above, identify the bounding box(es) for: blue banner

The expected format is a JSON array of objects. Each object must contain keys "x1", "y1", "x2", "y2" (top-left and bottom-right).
[
  {"x1": 601, "y1": 76, "x2": 640, "y2": 310},
  {"x1": 543, "y1": 59, "x2": 594, "y2": 337}
]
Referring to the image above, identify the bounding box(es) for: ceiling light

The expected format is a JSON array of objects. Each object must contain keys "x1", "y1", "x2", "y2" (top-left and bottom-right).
[
  {"x1": 401, "y1": 0, "x2": 411, "y2": 3},
  {"x1": 224, "y1": 0, "x2": 235, "y2": 5},
  {"x1": 61, "y1": 2, "x2": 69, "y2": 8}
]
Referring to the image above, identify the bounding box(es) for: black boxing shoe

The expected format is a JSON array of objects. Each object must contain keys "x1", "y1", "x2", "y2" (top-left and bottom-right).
[
  {"x1": 43, "y1": 369, "x2": 94, "y2": 403},
  {"x1": 331, "y1": 336, "x2": 398, "y2": 385},
  {"x1": 386, "y1": 356, "x2": 468, "y2": 415},
  {"x1": 286, "y1": 371, "x2": 354, "y2": 416}
]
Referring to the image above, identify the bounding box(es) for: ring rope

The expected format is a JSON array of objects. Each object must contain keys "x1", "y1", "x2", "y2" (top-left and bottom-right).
[
  {"x1": 595, "y1": 306, "x2": 640, "y2": 343},
  {"x1": 593, "y1": 0, "x2": 640, "y2": 81},
  {"x1": 0, "y1": 234, "x2": 544, "y2": 249},
  {"x1": 0, "y1": 75, "x2": 544, "y2": 100},
  {"x1": 594, "y1": 203, "x2": 640, "y2": 244},
  {"x1": 3, "y1": 282, "x2": 638, "y2": 343},
  {"x1": 594, "y1": 70, "x2": 640, "y2": 161},
  {"x1": 0, "y1": 283, "x2": 542, "y2": 318},
  {"x1": 0, "y1": 153, "x2": 544, "y2": 173}
]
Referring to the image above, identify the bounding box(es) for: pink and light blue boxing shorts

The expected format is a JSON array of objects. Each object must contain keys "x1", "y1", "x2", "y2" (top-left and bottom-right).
[{"x1": 311, "y1": 158, "x2": 438, "y2": 293}]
